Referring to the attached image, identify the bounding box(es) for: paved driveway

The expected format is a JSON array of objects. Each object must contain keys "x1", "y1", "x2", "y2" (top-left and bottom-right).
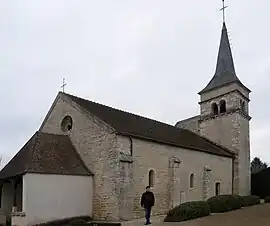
[{"x1": 123, "y1": 203, "x2": 270, "y2": 226}]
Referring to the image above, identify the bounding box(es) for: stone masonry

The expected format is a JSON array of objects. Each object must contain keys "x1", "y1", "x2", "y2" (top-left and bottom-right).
[
  {"x1": 175, "y1": 116, "x2": 200, "y2": 135},
  {"x1": 199, "y1": 84, "x2": 251, "y2": 196},
  {"x1": 119, "y1": 136, "x2": 233, "y2": 219},
  {"x1": 39, "y1": 92, "x2": 233, "y2": 221},
  {"x1": 175, "y1": 84, "x2": 251, "y2": 196},
  {"x1": 40, "y1": 93, "x2": 121, "y2": 221}
]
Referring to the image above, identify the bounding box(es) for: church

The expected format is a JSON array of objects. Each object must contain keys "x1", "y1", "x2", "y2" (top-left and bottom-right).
[{"x1": 0, "y1": 20, "x2": 251, "y2": 225}]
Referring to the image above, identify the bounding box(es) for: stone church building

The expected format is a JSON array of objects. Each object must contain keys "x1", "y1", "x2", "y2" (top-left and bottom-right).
[{"x1": 0, "y1": 22, "x2": 251, "y2": 225}]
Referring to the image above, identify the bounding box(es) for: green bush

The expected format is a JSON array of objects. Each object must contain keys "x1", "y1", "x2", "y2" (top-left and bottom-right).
[
  {"x1": 164, "y1": 201, "x2": 210, "y2": 222},
  {"x1": 241, "y1": 195, "x2": 260, "y2": 207},
  {"x1": 34, "y1": 216, "x2": 91, "y2": 226},
  {"x1": 264, "y1": 196, "x2": 270, "y2": 203},
  {"x1": 233, "y1": 194, "x2": 243, "y2": 206},
  {"x1": 207, "y1": 195, "x2": 241, "y2": 213},
  {"x1": 69, "y1": 219, "x2": 87, "y2": 226}
]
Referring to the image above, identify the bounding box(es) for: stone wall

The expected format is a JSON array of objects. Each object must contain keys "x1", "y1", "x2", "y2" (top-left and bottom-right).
[
  {"x1": 199, "y1": 90, "x2": 251, "y2": 195},
  {"x1": 175, "y1": 116, "x2": 200, "y2": 135},
  {"x1": 117, "y1": 136, "x2": 233, "y2": 219},
  {"x1": 39, "y1": 93, "x2": 235, "y2": 221},
  {"x1": 200, "y1": 91, "x2": 249, "y2": 119},
  {"x1": 40, "y1": 94, "x2": 120, "y2": 221}
]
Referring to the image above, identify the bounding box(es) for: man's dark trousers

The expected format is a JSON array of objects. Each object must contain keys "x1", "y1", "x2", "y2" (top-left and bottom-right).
[{"x1": 144, "y1": 207, "x2": 151, "y2": 224}]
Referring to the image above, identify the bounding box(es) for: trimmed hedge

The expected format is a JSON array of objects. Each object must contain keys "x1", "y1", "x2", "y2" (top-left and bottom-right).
[
  {"x1": 69, "y1": 219, "x2": 87, "y2": 226},
  {"x1": 34, "y1": 216, "x2": 91, "y2": 226},
  {"x1": 164, "y1": 201, "x2": 210, "y2": 222},
  {"x1": 264, "y1": 196, "x2": 270, "y2": 203},
  {"x1": 241, "y1": 195, "x2": 260, "y2": 207},
  {"x1": 233, "y1": 194, "x2": 243, "y2": 206},
  {"x1": 207, "y1": 195, "x2": 241, "y2": 213},
  {"x1": 88, "y1": 224, "x2": 121, "y2": 226}
]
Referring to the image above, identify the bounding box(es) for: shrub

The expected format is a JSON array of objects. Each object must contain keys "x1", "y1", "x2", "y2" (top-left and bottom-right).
[
  {"x1": 34, "y1": 216, "x2": 91, "y2": 226},
  {"x1": 207, "y1": 195, "x2": 241, "y2": 213},
  {"x1": 69, "y1": 219, "x2": 87, "y2": 226},
  {"x1": 241, "y1": 195, "x2": 260, "y2": 207},
  {"x1": 164, "y1": 201, "x2": 210, "y2": 222},
  {"x1": 264, "y1": 196, "x2": 270, "y2": 203},
  {"x1": 233, "y1": 194, "x2": 243, "y2": 206}
]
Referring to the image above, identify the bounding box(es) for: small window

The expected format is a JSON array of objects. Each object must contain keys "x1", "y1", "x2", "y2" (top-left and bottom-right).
[
  {"x1": 61, "y1": 115, "x2": 73, "y2": 132},
  {"x1": 149, "y1": 170, "x2": 155, "y2": 187},
  {"x1": 189, "y1": 174, "x2": 194, "y2": 189},
  {"x1": 215, "y1": 182, "x2": 221, "y2": 196},
  {"x1": 240, "y1": 100, "x2": 245, "y2": 112},
  {"x1": 211, "y1": 103, "x2": 218, "y2": 115},
  {"x1": 219, "y1": 100, "x2": 226, "y2": 113}
]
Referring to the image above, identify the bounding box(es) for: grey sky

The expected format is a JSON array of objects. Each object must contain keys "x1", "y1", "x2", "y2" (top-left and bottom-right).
[{"x1": 0, "y1": 0, "x2": 269, "y2": 166}]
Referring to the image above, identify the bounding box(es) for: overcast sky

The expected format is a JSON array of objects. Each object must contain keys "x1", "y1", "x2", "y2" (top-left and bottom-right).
[{"x1": 0, "y1": 0, "x2": 269, "y2": 166}]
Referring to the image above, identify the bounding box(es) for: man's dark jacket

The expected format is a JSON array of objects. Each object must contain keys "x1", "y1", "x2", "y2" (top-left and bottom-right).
[{"x1": 141, "y1": 191, "x2": 155, "y2": 209}]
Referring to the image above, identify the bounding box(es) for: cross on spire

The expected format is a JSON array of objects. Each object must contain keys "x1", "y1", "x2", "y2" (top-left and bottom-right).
[
  {"x1": 61, "y1": 78, "x2": 67, "y2": 93},
  {"x1": 219, "y1": 0, "x2": 228, "y2": 23}
]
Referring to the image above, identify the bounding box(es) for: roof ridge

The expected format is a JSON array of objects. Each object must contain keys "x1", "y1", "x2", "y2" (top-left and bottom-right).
[
  {"x1": 62, "y1": 92, "x2": 178, "y2": 129},
  {"x1": 175, "y1": 115, "x2": 200, "y2": 126},
  {"x1": 59, "y1": 92, "x2": 234, "y2": 158},
  {"x1": 0, "y1": 131, "x2": 92, "y2": 179}
]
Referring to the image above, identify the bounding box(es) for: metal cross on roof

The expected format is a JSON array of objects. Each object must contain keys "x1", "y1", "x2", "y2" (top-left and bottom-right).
[
  {"x1": 61, "y1": 78, "x2": 67, "y2": 93},
  {"x1": 219, "y1": 0, "x2": 228, "y2": 23}
]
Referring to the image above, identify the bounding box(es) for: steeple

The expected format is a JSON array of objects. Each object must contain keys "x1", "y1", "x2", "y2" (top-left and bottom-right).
[{"x1": 198, "y1": 22, "x2": 250, "y2": 94}]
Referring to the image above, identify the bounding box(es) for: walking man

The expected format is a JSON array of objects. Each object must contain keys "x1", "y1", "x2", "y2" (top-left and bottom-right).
[{"x1": 140, "y1": 186, "x2": 155, "y2": 225}]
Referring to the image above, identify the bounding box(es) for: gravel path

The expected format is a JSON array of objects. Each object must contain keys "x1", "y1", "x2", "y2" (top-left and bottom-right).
[{"x1": 123, "y1": 203, "x2": 270, "y2": 226}]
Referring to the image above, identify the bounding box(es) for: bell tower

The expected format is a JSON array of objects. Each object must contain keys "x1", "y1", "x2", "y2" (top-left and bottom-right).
[{"x1": 198, "y1": 19, "x2": 251, "y2": 195}]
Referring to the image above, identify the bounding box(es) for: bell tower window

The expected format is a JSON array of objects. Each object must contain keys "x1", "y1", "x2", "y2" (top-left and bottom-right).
[
  {"x1": 219, "y1": 100, "x2": 226, "y2": 113},
  {"x1": 211, "y1": 103, "x2": 218, "y2": 115}
]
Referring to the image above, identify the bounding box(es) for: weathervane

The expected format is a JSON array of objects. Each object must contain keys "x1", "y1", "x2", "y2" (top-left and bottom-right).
[
  {"x1": 61, "y1": 78, "x2": 67, "y2": 93},
  {"x1": 219, "y1": 0, "x2": 228, "y2": 23}
]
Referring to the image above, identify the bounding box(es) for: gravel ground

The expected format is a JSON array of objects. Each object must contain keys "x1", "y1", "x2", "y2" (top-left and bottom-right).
[
  {"x1": 173, "y1": 203, "x2": 270, "y2": 226},
  {"x1": 123, "y1": 203, "x2": 270, "y2": 226}
]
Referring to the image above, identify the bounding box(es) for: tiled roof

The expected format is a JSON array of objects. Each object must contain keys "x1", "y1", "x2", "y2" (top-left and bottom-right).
[
  {"x1": 64, "y1": 93, "x2": 234, "y2": 158},
  {"x1": 0, "y1": 132, "x2": 92, "y2": 179}
]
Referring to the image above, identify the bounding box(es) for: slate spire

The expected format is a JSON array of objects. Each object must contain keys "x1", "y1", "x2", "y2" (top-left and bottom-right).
[{"x1": 199, "y1": 23, "x2": 249, "y2": 94}]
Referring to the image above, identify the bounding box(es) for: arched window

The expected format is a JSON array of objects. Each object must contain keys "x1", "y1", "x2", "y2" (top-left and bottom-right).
[
  {"x1": 61, "y1": 115, "x2": 73, "y2": 132},
  {"x1": 215, "y1": 182, "x2": 221, "y2": 196},
  {"x1": 211, "y1": 103, "x2": 218, "y2": 115},
  {"x1": 149, "y1": 170, "x2": 155, "y2": 187},
  {"x1": 219, "y1": 100, "x2": 226, "y2": 113},
  {"x1": 189, "y1": 173, "x2": 194, "y2": 189}
]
